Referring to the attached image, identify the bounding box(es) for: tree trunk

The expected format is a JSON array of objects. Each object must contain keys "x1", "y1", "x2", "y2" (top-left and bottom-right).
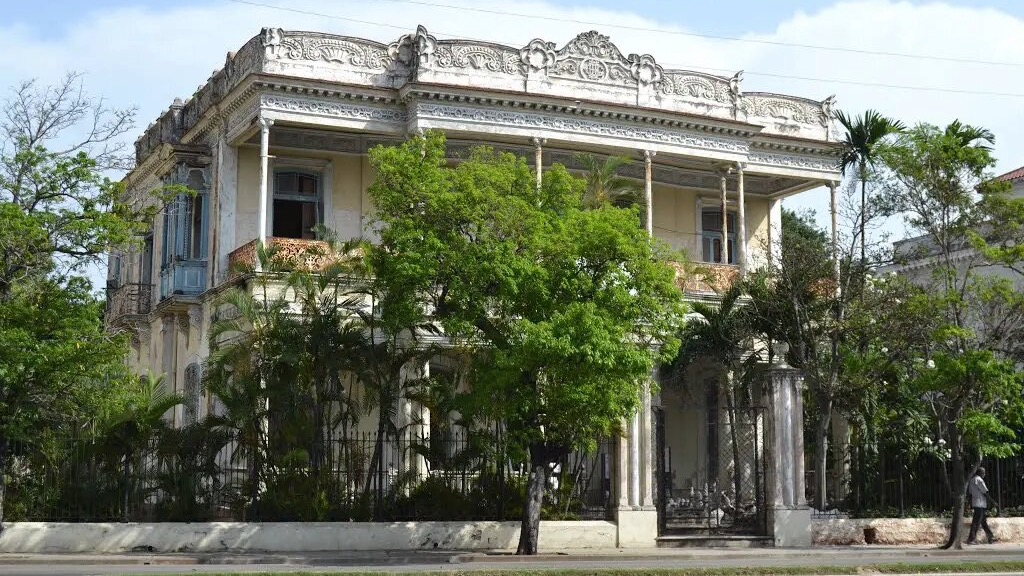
[
  {"x1": 813, "y1": 398, "x2": 832, "y2": 511},
  {"x1": 942, "y1": 440, "x2": 971, "y2": 550},
  {"x1": 517, "y1": 443, "x2": 548, "y2": 555},
  {"x1": 0, "y1": 437, "x2": 8, "y2": 534},
  {"x1": 860, "y1": 174, "x2": 867, "y2": 264}
]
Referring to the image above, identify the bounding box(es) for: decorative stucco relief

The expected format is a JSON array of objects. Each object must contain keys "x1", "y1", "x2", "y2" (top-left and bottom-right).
[
  {"x1": 549, "y1": 30, "x2": 634, "y2": 85},
  {"x1": 261, "y1": 94, "x2": 408, "y2": 124},
  {"x1": 130, "y1": 24, "x2": 838, "y2": 169},
  {"x1": 747, "y1": 150, "x2": 838, "y2": 172},
  {"x1": 270, "y1": 30, "x2": 394, "y2": 70},
  {"x1": 435, "y1": 41, "x2": 522, "y2": 75},
  {"x1": 743, "y1": 92, "x2": 835, "y2": 131},
  {"x1": 414, "y1": 103, "x2": 748, "y2": 153},
  {"x1": 658, "y1": 71, "x2": 732, "y2": 103}
]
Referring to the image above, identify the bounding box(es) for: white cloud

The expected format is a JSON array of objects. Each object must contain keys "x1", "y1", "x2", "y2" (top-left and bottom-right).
[{"x1": 2, "y1": 0, "x2": 1022, "y2": 269}]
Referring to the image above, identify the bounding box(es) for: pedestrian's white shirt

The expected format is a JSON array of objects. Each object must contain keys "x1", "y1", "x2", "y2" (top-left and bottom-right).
[{"x1": 969, "y1": 475, "x2": 988, "y2": 508}]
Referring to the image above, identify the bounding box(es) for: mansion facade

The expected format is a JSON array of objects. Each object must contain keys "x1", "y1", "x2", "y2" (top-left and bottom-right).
[{"x1": 105, "y1": 25, "x2": 842, "y2": 548}]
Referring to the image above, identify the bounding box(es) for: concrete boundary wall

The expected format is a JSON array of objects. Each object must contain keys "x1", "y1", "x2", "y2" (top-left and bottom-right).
[
  {"x1": 814, "y1": 517, "x2": 1024, "y2": 545},
  {"x1": 0, "y1": 521, "x2": 616, "y2": 554}
]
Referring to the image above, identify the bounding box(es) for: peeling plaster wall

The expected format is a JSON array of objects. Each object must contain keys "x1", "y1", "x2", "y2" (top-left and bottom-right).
[{"x1": 0, "y1": 521, "x2": 616, "y2": 553}]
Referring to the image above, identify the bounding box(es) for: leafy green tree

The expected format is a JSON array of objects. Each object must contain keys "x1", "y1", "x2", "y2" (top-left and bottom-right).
[
  {"x1": 879, "y1": 120, "x2": 1024, "y2": 548},
  {"x1": 367, "y1": 133, "x2": 686, "y2": 554},
  {"x1": 0, "y1": 74, "x2": 176, "y2": 529},
  {"x1": 0, "y1": 277, "x2": 136, "y2": 527},
  {"x1": 745, "y1": 203, "x2": 878, "y2": 511},
  {"x1": 836, "y1": 109, "x2": 905, "y2": 263}
]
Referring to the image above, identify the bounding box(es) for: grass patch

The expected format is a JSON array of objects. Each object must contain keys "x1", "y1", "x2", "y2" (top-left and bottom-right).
[{"x1": 190, "y1": 562, "x2": 1024, "y2": 576}]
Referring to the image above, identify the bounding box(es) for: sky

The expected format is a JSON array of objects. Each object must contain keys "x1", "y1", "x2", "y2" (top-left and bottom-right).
[{"x1": 4, "y1": 0, "x2": 1024, "y2": 285}]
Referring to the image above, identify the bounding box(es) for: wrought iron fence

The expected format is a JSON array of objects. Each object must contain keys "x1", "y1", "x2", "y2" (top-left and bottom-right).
[
  {"x1": 812, "y1": 445, "x2": 1024, "y2": 518},
  {"x1": 3, "y1": 428, "x2": 613, "y2": 523}
]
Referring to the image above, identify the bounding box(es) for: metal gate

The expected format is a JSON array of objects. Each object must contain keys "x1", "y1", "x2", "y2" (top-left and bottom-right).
[{"x1": 657, "y1": 407, "x2": 767, "y2": 535}]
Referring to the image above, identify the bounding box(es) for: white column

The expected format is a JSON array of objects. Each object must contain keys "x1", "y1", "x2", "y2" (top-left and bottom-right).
[
  {"x1": 767, "y1": 197, "x2": 783, "y2": 267},
  {"x1": 215, "y1": 135, "x2": 238, "y2": 281},
  {"x1": 736, "y1": 162, "x2": 747, "y2": 274},
  {"x1": 640, "y1": 150, "x2": 656, "y2": 510},
  {"x1": 718, "y1": 167, "x2": 730, "y2": 265},
  {"x1": 765, "y1": 350, "x2": 811, "y2": 546},
  {"x1": 533, "y1": 137, "x2": 544, "y2": 191},
  {"x1": 257, "y1": 117, "x2": 274, "y2": 255},
  {"x1": 617, "y1": 431, "x2": 629, "y2": 509},
  {"x1": 629, "y1": 411, "x2": 640, "y2": 507},
  {"x1": 829, "y1": 181, "x2": 841, "y2": 294},
  {"x1": 640, "y1": 373, "x2": 655, "y2": 508},
  {"x1": 643, "y1": 150, "x2": 655, "y2": 235}
]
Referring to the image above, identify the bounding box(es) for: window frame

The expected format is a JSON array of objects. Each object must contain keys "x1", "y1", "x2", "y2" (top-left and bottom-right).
[
  {"x1": 269, "y1": 157, "x2": 333, "y2": 240},
  {"x1": 697, "y1": 200, "x2": 738, "y2": 266}
]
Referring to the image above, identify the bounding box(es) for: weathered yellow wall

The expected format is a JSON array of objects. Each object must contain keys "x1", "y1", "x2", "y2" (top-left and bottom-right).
[
  {"x1": 651, "y1": 183, "x2": 771, "y2": 265},
  {"x1": 235, "y1": 148, "x2": 373, "y2": 247},
  {"x1": 234, "y1": 147, "x2": 771, "y2": 267}
]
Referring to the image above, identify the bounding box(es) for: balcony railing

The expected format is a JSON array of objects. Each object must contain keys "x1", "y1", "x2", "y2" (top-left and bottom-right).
[
  {"x1": 227, "y1": 237, "x2": 339, "y2": 276},
  {"x1": 105, "y1": 282, "x2": 153, "y2": 327},
  {"x1": 672, "y1": 261, "x2": 740, "y2": 294},
  {"x1": 227, "y1": 237, "x2": 738, "y2": 295}
]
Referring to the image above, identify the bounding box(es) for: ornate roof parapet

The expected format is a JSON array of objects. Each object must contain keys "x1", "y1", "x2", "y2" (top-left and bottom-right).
[
  {"x1": 740, "y1": 92, "x2": 837, "y2": 141},
  {"x1": 129, "y1": 25, "x2": 839, "y2": 169}
]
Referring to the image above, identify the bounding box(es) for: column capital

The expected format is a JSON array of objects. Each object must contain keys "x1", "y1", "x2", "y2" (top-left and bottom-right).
[
  {"x1": 532, "y1": 136, "x2": 546, "y2": 147},
  {"x1": 258, "y1": 116, "x2": 274, "y2": 129},
  {"x1": 713, "y1": 163, "x2": 733, "y2": 178},
  {"x1": 735, "y1": 161, "x2": 747, "y2": 172},
  {"x1": 642, "y1": 149, "x2": 656, "y2": 162},
  {"x1": 827, "y1": 180, "x2": 839, "y2": 190}
]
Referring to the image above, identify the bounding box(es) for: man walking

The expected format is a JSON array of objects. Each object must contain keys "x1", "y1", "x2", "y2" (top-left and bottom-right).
[{"x1": 966, "y1": 466, "x2": 997, "y2": 544}]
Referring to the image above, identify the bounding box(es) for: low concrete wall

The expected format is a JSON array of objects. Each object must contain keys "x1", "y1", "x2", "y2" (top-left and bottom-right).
[
  {"x1": 813, "y1": 517, "x2": 1024, "y2": 545},
  {"x1": 0, "y1": 521, "x2": 617, "y2": 553}
]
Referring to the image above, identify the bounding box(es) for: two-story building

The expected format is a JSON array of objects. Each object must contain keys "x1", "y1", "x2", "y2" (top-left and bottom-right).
[{"x1": 104, "y1": 25, "x2": 841, "y2": 547}]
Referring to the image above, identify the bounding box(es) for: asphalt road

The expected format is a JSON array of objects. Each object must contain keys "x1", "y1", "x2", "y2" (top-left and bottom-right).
[{"x1": 6, "y1": 547, "x2": 1024, "y2": 576}]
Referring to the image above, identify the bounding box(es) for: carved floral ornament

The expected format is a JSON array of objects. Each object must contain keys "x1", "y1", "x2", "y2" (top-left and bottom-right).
[
  {"x1": 261, "y1": 26, "x2": 687, "y2": 89},
  {"x1": 252, "y1": 25, "x2": 838, "y2": 124}
]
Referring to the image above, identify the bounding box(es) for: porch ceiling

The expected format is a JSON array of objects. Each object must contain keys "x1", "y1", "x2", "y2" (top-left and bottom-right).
[{"x1": 248, "y1": 125, "x2": 825, "y2": 197}]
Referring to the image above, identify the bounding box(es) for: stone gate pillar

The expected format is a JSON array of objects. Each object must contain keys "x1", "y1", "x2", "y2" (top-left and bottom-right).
[{"x1": 765, "y1": 348, "x2": 811, "y2": 547}]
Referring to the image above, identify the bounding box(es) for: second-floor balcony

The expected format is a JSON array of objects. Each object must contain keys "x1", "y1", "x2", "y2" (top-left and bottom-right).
[
  {"x1": 228, "y1": 237, "x2": 340, "y2": 276},
  {"x1": 105, "y1": 282, "x2": 153, "y2": 327},
  {"x1": 160, "y1": 260, "x2": 207, "y2": 300},
  {"x1": 225, "y1": 235, "x2": 738, "y2": 298}
]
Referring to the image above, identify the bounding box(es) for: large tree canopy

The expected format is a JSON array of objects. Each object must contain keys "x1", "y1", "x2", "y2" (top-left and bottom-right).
[
  {"x1": 367, "y1": 133, "x2": 686, "y2": 554},
  {"x1": 0, "y1": 74, "x2": 154, "y2": 529}
]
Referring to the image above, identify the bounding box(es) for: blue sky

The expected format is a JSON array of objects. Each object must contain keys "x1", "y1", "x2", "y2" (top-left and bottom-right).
[
  {"x1": 4, "y1": 0, "x2": 1024, "y2": 285},
  {"x1": 9, "y1": 0, "x2": 1024, "y2": 37}
]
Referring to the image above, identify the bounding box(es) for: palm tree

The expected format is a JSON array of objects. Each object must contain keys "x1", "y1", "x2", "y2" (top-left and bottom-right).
[
  {"x1": 575, "y1": 153, "x2": 642, "y2": 210},
  {"x1": 836, "y1": 110, "x2": 905, "y2": 263},
  {"x1": 100, "y1": 373, "x2": 185, "y2": 521},
  {"x1": 943, "y1": 119, "x2": 994, "y2": 150}
]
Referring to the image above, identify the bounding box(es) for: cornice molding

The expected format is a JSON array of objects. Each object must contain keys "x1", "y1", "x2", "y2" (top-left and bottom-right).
[{"x1": 409, "y1": 101, "x2": 750, "y2": 155}]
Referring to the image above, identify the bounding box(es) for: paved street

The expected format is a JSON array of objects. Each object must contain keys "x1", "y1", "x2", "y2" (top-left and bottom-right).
[{"x1": 5, "y1": 546, "x2": 1024, "y2": 576}]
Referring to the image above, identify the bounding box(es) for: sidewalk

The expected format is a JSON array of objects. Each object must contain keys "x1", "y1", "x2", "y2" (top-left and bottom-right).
[{"x1": 4, "y1": 544, "x2": 1024, "y2": 566}]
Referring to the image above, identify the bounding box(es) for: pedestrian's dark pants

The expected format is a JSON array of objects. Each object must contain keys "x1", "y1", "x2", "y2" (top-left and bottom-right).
[{"x1": 968, "y1": 507, "x2": 993, "y2": 543}]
